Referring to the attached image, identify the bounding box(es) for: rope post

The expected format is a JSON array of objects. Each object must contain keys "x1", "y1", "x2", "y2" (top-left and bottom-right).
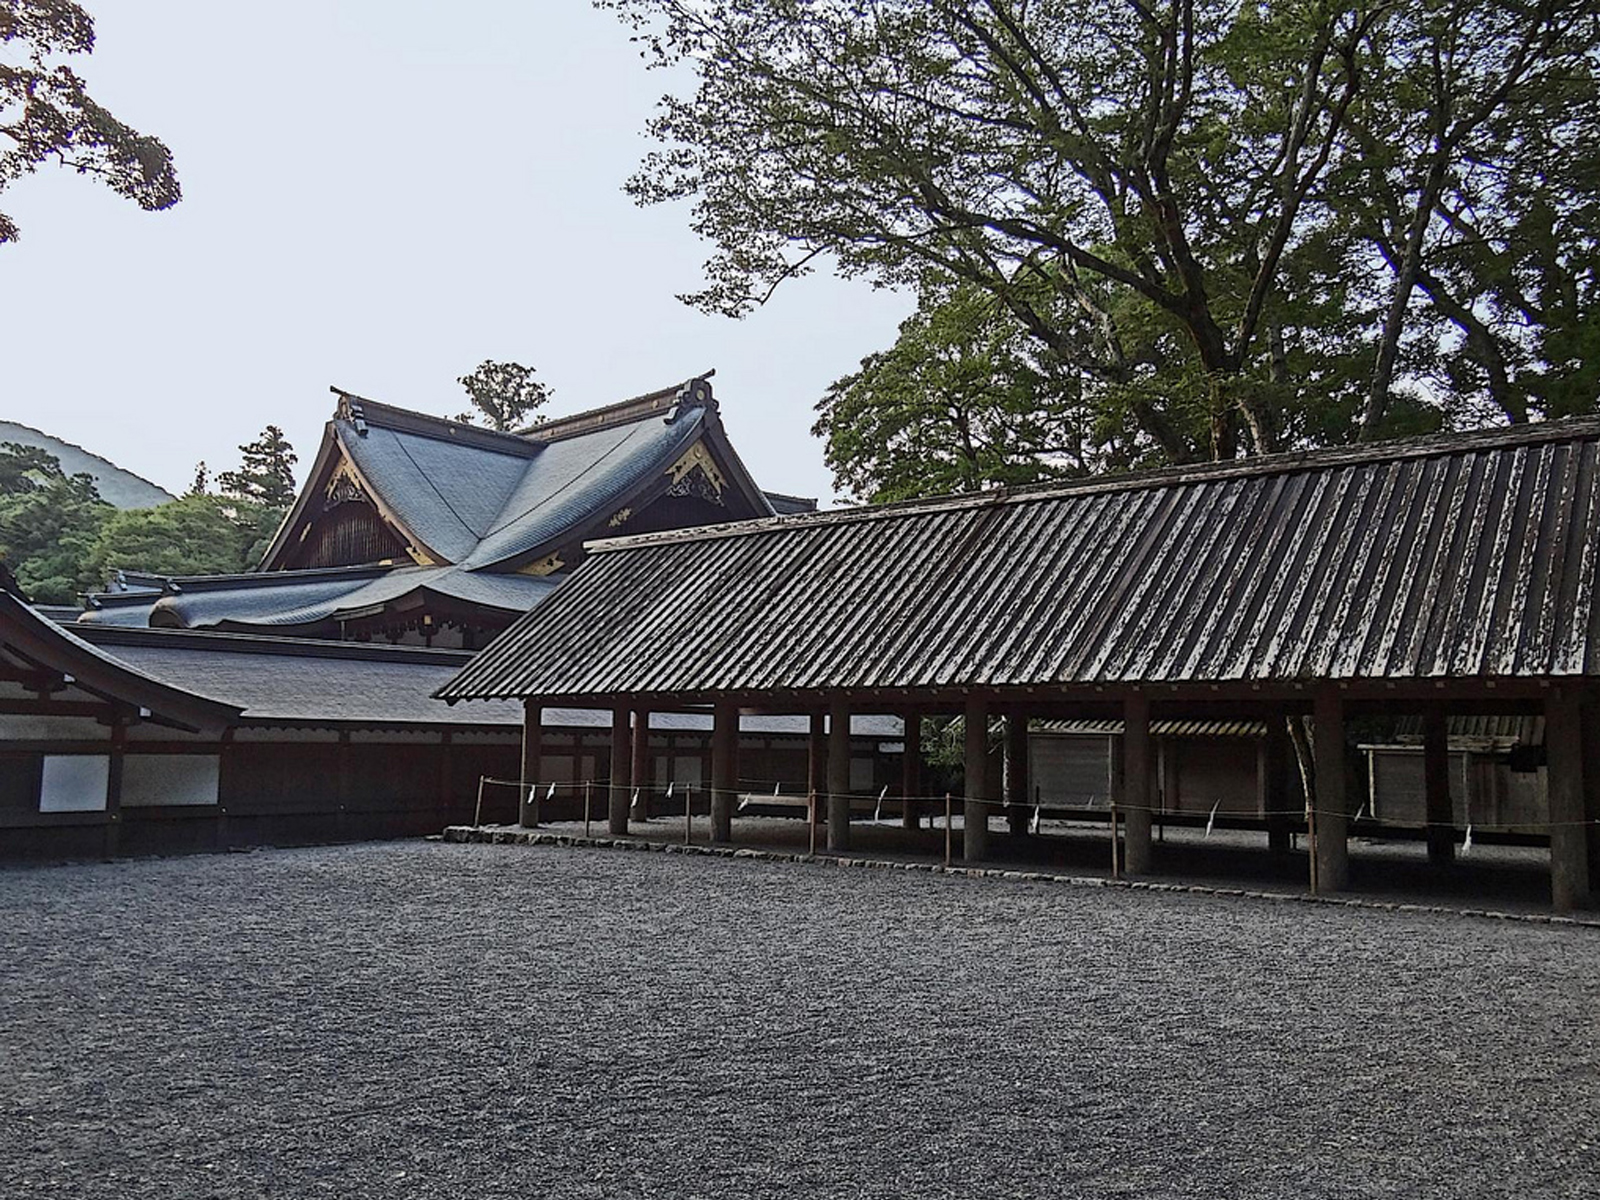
[
  {"x1": 1110, "y1": 801, "x2": 1120, "y2": 880},
  {"x1": 944, "y1": 792, "x2": 953, "y2": 869},
  {"x1": 808, "y1": 791, "x2": 817, "y2": 857},
  {"x1": 473, "y1": 776, "x2": 485, "y2": 828},
  {"x1": 684, "y1": 785, "x2": 692, "y2": 845},
  {"x1": 584, "y1": 781, "x2": 592, "y2": 838}
]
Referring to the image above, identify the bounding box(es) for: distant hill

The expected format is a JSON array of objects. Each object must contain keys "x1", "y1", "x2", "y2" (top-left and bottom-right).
[{"x1": 0, "y1": 421, "x2": 175, "y2": 510}]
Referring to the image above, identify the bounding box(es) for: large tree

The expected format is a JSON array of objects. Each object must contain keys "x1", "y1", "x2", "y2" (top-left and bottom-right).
[
  {"x1": 816, "y1": 280, "x2": 1094, "y2": 502},
  {"x1": 607, "y1": 0, "x2": 1600, "y2": 471},
  {"x1": 0, "y1": 0, "x2": 181, "y2": 244},
  {"x1": 216, "y1": 425, "x2": 297, "y2": 509},
  {"x1": 454, "y1": 360, "x2": 551, "y2": 431}
]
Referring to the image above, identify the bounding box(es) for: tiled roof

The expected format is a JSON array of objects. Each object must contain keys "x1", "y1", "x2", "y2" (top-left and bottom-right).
[{"x1": 79, "y1": 626, "x2": 523, "y2": 728}]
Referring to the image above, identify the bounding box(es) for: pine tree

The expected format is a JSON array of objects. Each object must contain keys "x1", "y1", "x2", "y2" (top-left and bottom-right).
[{"x1": 217, "y1": 427, "x2": 297, "y2": 509}]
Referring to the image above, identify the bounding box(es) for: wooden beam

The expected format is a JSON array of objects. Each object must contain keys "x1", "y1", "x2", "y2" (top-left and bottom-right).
[
  {"x1": 609, "y1": 706, "x2": 632, "y2": 836},
  {"x1": 1423, "y1": 709, "x2": 1454, "y2": 867},
  {"x1": 963, "y1": 696, "x2": 990, "y2": 863},
  {"x1": 1122, "y1": 694, "x2": 1153, "y2": 874},
  {"x1": 1313, "y1": 690, "x2": 1349, "y2": 893},
  {"x1": 711, "y1": 702, "x2": 737, "y2": 842},
  {"x1": 1546, "y1": 690, "x2": 1591, "y2": 913},
  {"x1": 519, "y1": 701, "x2": 542, "y2": 827},
  {"x1": 827, "y1": 700, "x2": 851, "y2": 852}
]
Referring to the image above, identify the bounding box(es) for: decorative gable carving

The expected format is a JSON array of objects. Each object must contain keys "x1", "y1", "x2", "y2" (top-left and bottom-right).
[{"x1": 666, "y1": 442, "x2": 726, "y2": 507}]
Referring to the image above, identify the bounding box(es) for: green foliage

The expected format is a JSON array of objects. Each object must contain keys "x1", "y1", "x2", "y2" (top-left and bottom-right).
[
  {"x1": 216, "y1": 426, "x2": 297, "y2": 509},
  {"x1": 0, "y1": 1, "x2": 181, "y2": 245},
  {"x1": 816, "y1": 281, "x2": 1093, "y2": 502},
  {"x1": 0, "y1": 441, "x2": 111, "y2": 602},
  {"x1": 0, "y1": 427, "x2": 297, "y2": 603},
  {"x1": 87, "y1": 494, "x2": 280, "y2": 580},
  {"x1": 454, "y1": 361, "x2": 551, "y2": 431},
  {"x1": 608, "y1": 0, "x2": 1600, "y2": 476}
]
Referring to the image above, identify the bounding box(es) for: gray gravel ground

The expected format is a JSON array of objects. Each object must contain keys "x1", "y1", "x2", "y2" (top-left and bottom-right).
[{"x1": 2, "y1": 841, "x2": 1596, "y2": 1199}]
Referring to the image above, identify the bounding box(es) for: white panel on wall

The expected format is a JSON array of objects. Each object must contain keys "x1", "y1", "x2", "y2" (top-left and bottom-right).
[
  {"x1": 39, "y1": 756, "x2": 109, "y2": 812},
  {"x1": 122, "y1": 756, "x2": 220, "y2": 808}
]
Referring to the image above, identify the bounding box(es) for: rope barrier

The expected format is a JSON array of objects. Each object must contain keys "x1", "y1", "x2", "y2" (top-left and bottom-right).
[{"x1": 470, "y1": 777, "x2": 1600, "y2": 834}]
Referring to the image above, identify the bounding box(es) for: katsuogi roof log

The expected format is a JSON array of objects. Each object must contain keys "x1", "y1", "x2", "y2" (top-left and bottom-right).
[{"x1": 438, "y1": 419, "x2": 1600, "y2": 706}]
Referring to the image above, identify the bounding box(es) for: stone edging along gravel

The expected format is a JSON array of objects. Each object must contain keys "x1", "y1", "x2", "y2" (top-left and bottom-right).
[{"x1": 440, "y1": 825, "x2": 1600, "y2": 930}]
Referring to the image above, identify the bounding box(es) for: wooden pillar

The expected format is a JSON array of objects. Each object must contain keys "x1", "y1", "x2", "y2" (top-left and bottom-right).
[
  {"x1": 519, "y1": 701, "x2": 542, "y2": 827},
  {"x1": 1004, "y1": 713, "x2": 1029, "y2": 836},
  {"x1": 609, "y1": 706, "x2": 632, "y2": 835},
  {"x1": 808, "y1": 710, "x2": 826, "y2": 841},
  {"x1": 900, "y1": 713, "x2": 922, "y2": 830},
  {"x1": 963, "y1": 696, "x2": 990, "y2": 862},
  {"x1": 630, "y1": 708, "x2": 650, "y2": 820},
  {"x1": 1313, "y1": 690, "x2": 1349, "y2": 892},
  {"x1": 1584, "y1": 697, "x2": 1600, "y2": 896},
  {"x1": 104, "y1": 717, "x2": 126, "y2": 858},
  {"x1": 1122, "y1": 695, "x2": 1153, "y2": 874},
  {"x1": 711, "y1": 701, "x2": 738, "y2": 843},
  {"x1": 1263, "y1": 718, "x2": 1292, "y2": 853},
  {"x1": 1423, "y1": 709, "x2": 1454, "y2": 866},
  {"x1": 827, "y1": 700, "x2": 852, "y2": 852},
  {"x1": 1546, "y1": 690, "x2": 1591, "y2": 912}
]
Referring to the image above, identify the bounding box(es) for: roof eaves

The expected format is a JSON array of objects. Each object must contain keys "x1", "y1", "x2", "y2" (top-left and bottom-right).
[{"x1": 1, "y1": 593, "x2": 243, "y2": 734}]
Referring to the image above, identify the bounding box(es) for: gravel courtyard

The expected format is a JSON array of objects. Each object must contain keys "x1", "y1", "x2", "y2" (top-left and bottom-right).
[{"x1": 2, "y1": 842, "x2": 1596, "y2": 1199}]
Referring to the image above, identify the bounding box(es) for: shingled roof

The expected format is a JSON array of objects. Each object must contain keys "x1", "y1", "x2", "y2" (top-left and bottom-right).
[{"x1": 438, "y1": 418, "x2": 1600, "y2": 706}]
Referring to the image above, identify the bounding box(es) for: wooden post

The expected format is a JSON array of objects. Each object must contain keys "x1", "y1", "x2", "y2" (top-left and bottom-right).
[
  {"x1": 609, "y1": 706, "x2": 632, "y2": 836},
  {"x1": 1121, "y1": 694, "x2": 1153, "y2": 874},
  {"x1": 631, "y1": 708, "x2": 650, "y2": 820},
  {"x1": 901, "y1": 712, "x2": 922, "y2": 830},
  {"x1": 1583, "y1": 696, "x2": 1600, "y2": 895},
  {"x1": 1004, "y1": 713, "x2": 1029, "y2": 837},
  {"x1": 684, "y1": 784, "x2": 693, "y2": 845},
  {"x1": 584, "y1": 781, "x2": 593, "y2": 838},
  {"x1": 1109, "y1": 802, "x2": 1120, "y2": 880},
  {"x1": 808, "y1": 710, "x2": 826, "y2": 844},
  {"x1": 962, "y1": 696, "x2": 990, "y2": 862},
  {"x1": 711, "y1": 701, "x2": 737, "y2": 842},
  {"x1": 519, "y1": 701, "x2": 542, "y2": 827},
  {"x1": 1423, "y1": 708, "x2": 1454, "y2": 866},
  {"x1": 827, "y1": 699, "x2": 851, "y2": 852},
  {"x1": 1546, "y1": 690, "x2": 1592, "y2": 912},
  {"x1": 104, "y1": 717, "x2": 125, "y2": 858},
  {"x1": 473, "y1": 776, "x2": 486, "y2": 828},
  {"x1": 808, "y1": 791, "x2": 818, "y2": 856},
  {"x1": 1313, "y1": 690, "x2": 1349, "y2": 892}
]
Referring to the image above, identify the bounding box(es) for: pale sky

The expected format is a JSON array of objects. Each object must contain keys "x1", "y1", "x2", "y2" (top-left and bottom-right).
[{"x1": 0, "y1": 1, "x2": 911, "y2": 504}]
